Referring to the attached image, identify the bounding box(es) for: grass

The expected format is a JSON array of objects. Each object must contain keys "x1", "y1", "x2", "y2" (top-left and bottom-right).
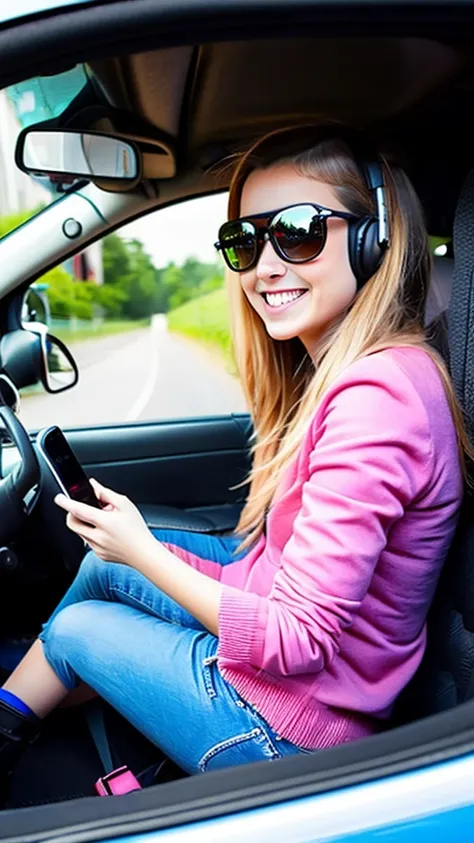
[
  {"x1": 167, "y1": 288, "x2": 236, "y2": 374},
  {"x1": 51, "y1": 318, "x2": 149, "y2": 344}
]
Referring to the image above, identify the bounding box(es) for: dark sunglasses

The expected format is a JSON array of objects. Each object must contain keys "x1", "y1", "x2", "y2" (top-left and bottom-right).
[{"x1": 215, "y1": 203, "x2": 362, "y2": 273}]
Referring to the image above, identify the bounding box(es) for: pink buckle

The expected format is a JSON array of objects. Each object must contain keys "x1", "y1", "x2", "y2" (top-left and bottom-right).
[{"x1": 94, "y1": 765, "x2": 142, "y2": 796}]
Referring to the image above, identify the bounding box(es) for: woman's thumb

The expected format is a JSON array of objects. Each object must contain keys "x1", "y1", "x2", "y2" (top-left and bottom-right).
[{"x1": 90, "y1": 478, "x2": 122, "y2": 506}]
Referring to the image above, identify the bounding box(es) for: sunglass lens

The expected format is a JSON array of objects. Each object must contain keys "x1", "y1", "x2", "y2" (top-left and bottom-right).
[
  {"x1": 219, "y1": 221, "x2": 257, "y2": 271},
  {"x1": 273, "y1": 205, "x2": 325, "y2": 262}
]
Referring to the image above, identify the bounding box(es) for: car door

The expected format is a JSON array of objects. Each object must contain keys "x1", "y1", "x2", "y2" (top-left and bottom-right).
[{"x1": 5, "y1": 2, "x2": 474, "y2": 841}]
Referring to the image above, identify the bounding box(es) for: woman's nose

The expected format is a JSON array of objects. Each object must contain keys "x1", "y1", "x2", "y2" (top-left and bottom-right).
[{"x1": 256, "y1": 239, "x2": 287, "y2": 281}]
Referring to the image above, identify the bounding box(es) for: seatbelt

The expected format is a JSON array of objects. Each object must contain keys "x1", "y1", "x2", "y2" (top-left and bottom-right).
[
  {"x1": 85, "y1": 702, "x2": 114, "y2": 774},
  {"x1": 84, "y1": 702, "x2": 142, "y2": 796}
]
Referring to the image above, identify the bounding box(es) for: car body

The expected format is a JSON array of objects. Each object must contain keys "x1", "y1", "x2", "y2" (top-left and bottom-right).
[{"x1": 1, "y1": 1, "x2": 474, "y2": 841}]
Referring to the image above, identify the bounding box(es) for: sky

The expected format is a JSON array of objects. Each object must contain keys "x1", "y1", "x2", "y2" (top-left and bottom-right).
[
  {"x1": 119, "y1": 192, "x2": 229, "y2": 269},
  {"x1": 0, "y1": 0, "x2": 96, "y2": 25}
]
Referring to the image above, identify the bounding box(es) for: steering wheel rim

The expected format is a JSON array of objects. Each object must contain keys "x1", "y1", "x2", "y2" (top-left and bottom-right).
[{"x1": 0, "y1": 405, "x2": 40, "y2": 543}]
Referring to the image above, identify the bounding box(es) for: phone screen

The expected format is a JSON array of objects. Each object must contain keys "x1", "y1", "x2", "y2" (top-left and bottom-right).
[{"x1": 42, "y1": 427, "x2": 102, "y2": 508}]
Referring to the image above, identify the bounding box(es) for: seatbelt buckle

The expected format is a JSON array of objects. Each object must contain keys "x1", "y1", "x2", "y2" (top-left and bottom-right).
[{"x1": 94, "y1": 765, "x2": 142, "y2": 796}]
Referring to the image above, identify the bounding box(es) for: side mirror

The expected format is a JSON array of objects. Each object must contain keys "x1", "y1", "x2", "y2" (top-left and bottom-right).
[
  {"x1": 0, "y1": 328, "x2": 79, "y2": 396},
  {"x1": 15, "y1": 129, "x2": 141, "y2": 186},
  {"x1": 24, "y1": 323, "x2": 79, "y2": 394},
  {"x1": 42, "y1": 333, "x2": 79, "y2": 394}
]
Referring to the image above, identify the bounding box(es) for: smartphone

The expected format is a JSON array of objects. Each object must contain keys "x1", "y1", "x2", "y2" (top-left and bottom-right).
[{"x1": 36, "y1": 425, "x2": 102, "y2": 509}]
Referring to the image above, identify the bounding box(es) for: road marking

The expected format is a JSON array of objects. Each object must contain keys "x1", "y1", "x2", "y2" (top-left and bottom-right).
[{"x1": 125, "y1": 314, "x2": 165, "y2": 422}]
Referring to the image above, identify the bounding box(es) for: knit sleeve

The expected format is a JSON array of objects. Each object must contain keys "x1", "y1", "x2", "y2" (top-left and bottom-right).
[{"x1": 217, "y1": 355, "x2": 433, "y2": 676}]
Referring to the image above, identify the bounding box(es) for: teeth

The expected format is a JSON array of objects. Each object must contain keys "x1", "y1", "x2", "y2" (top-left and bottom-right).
[{"x1": 265, "y1": 290, "x2": 305, "y2": 307}]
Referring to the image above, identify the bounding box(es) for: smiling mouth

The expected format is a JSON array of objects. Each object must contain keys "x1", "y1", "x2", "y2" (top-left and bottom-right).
[{"x1": 261, "y1": 289, "x2": 308, "y2": 308}]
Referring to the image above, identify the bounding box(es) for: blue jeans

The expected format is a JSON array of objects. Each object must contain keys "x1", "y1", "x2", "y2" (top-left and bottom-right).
[{"x1": 39, "y1": 529, "x2": 304, "y2": 774}]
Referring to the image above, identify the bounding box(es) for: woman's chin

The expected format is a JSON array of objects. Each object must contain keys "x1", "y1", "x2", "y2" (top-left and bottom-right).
[
  {"x1": 265, "y1": 325, "x2": 298, "y2": 342},
  {"x1": 264, "y1": 319, "x2": 305, "y2": 343}
]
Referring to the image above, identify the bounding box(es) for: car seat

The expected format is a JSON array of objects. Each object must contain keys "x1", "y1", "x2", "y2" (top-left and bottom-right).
[{"x1": 394, "y1": 170, "x2": 474, "y2": 723}]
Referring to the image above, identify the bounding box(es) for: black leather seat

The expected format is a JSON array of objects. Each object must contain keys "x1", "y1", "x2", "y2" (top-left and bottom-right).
[
  {"x1": 426, "y1": 254, "x2": 453, "y2": 326},
  {"x1": 425, "y1": 255, "x2": 453, "y2": 362}
]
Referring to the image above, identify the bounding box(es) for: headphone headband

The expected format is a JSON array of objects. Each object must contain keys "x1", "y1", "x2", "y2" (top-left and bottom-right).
[{"x1": 338, "y1": 133, "x2": 390, "y2": 251}]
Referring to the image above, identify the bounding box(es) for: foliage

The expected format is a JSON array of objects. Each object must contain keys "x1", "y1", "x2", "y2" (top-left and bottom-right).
[
  {"x1": 102, "y1": 234, "x2": 224, "y2": 318},
  {"x1": 43, "y1": 267, "x2": 95, "y2": 319},
  {"x1": 102, "y1": 234, "x2": 167, "y2": 318},
  {"x1": 161, "y1": 257, "x2": 224, "y2": 310},
  {"x1": 0, "y1": 208, "x2": 43, "y2": 239},
  {"x1": 2, "y1": 209, "x2": 225, "y2": 323},
  {"x1": 167, "y1": 287, "x2": 235, "y2": 373}
]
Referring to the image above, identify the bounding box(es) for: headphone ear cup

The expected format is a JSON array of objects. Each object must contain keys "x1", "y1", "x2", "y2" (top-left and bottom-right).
[{"x1": 348, "y1": 218, "x2": 384, "y2": 289}]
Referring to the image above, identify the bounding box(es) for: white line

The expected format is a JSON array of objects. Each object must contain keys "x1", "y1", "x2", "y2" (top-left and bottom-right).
[{"x1": 125, "y1": 314, "x2": 165, "y2": 422}]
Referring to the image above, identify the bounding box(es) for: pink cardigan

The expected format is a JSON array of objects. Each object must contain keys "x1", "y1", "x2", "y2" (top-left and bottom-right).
[{"x1": 174, "y1": 348, "x2": 463, "y2": 749}]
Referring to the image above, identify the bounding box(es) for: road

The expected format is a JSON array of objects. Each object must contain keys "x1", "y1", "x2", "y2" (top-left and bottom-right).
[{"x1": 18, "y1": 316, "x2": 247, "y2": 430}]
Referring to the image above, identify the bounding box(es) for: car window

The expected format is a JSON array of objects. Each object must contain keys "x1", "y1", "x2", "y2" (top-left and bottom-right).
[
  {"x1": 0, "y1": 66, "x2": 88, "y2": 231},
  {"x1": 18, "y1": 193, "x2": 248, "y2": 430}
]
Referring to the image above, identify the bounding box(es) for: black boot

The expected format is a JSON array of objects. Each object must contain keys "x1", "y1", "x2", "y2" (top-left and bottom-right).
[{"x1": 0, "y1": 699, "x2": 40, "y2": 795}]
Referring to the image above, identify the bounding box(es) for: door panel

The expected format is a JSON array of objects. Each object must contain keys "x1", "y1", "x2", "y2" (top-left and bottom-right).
[
  {"x1": 33, "y1": 413, "x2": 252, "y2": 576},
  {"x1": 66, "y1": 413, "x2": 252, "y2": 518}
]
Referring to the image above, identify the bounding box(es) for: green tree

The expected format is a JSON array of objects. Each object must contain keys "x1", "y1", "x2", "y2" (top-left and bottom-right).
[
  {"x1": 162, "y1": 258, "x2": 224, "y2": 310},
  {"x1": 102, "y1": 232, "x2": 134, "y2": 290},
  {"x1": 44, "y1": 266, "x2": 97, "y2": 320},
  {"x1": 102, "y1": 234, "x2": 168, "y2": 318},
  {"x1": 162, "y1": 263, "x2": 185, "y2": 310}
]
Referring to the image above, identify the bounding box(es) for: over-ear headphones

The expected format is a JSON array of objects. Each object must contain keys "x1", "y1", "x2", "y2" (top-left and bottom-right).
[{"x1": 343, "y1": 136, "x2": 390, "y2": 288}]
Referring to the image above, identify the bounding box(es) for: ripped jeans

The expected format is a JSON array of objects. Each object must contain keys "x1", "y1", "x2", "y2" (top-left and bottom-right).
[{"x1": 39, "y1": 529, "x2": 303, "y2": 774}]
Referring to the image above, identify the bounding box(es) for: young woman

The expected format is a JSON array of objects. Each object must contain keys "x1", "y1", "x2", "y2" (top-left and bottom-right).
[{"x1": 0, "y1": 125, "x2": 467, "y2": 782}]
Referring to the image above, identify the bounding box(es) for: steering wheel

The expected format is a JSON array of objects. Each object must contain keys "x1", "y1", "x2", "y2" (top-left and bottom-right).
[
  {"x1": 0, "y1": 408, "x2": 85, "y2": 571},
  {"x1": 0, "y1": 405, "x2": 40, "y2": 544}
]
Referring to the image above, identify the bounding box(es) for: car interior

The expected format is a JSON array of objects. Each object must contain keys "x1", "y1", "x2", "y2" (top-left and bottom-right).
[{"x1": 2, "y1": 1, "x2": 474, "y2": 839}]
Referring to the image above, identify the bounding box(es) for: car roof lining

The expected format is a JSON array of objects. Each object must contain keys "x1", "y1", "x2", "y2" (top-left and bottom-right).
[
  {"x1": 5, "y1": 7, "x2": 474, "y2": 234},
  {"x1": 89, "y1": 37, "x2": 469, "y2": 152},
  {"x1": 84, "y1": 37, "x2": 474, "y2": 234},
  {"x1": 89, "y1": 46, "x2": 195, "y2": 138}
]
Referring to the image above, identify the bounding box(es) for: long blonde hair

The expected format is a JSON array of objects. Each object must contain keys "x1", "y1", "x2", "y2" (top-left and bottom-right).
[{"x1": 226, "y1": 125, "x2": 471, "y2": 548}]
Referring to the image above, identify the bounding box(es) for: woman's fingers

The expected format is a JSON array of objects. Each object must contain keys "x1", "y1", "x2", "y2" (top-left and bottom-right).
[
  {"x1": 66, "y1": 512, "x2": 100, "y2": 543},
  {"x1": 55, "y1": 493, "x2": 103, "y2": 526},
  {"x1": 90, "y1": 478, "x2": 123, "y2": 508}
]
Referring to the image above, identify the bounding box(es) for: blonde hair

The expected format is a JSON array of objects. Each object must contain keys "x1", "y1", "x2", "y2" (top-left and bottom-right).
[{"x1": 226, "y1": 125, "x2": 471, "y2": 549}]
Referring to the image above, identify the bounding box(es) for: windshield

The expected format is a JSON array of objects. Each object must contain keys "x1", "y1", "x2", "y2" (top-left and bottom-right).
[
  {"x1": 0, "y1": 65, "x2": 88, "y2": 239},
  {"x1": 0, "y1": 0, "x2": 100, "y2": 27}
]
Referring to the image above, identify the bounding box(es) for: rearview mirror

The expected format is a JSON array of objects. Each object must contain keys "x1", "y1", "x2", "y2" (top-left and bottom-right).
[{"x1": 16, "y1": 129, "x2": 141, "y2": 184}]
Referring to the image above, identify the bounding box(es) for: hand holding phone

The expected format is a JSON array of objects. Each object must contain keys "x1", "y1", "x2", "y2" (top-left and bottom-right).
[
  {"x1": 37, "y1": 425, "x2": 103, "y2": 509},
  {"x1": 53, "y1": 474, "x2": 154, "y2": 568}
]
